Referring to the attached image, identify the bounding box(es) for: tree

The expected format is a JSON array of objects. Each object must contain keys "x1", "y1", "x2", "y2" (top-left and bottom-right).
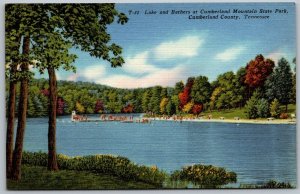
[
  {"x1": 106, "y1": 91, "x2": 122, "y2": 113},
  {"x1": 290, "y1": 57, "x2": 296, "y2": 104},
  {"x1": 174, "y1": 81, "x2": 184, "y2": 95},
  {"x1": 6, "y1": 4, "x2": 128, "y2": 178},
  {"x1": 11, "y1": 36, "x2": 31, "y2": 180},
  {"x1": 160, "y1": 98, "x2": 169, "y2": 114},
  {"x1": 182, "y1": 101, "x2": 194, "y2": 113},
  {"x1": 166, "y1": 99, "x2": 176, "y2": 115},
  {"x1": 76, "y1": 102, "x2": 85, "y2": 113},
  {"x1": 160, "y1": 88, "x2": 168, "y2": 98},
  {"x1": 57, "y1": 97, "x2": 65, "y2": 115},
  {"x1": 210, "y1": 72, "x2": 243, "y2": 110},
  {"x1": 5, "y1": 4, "x2": 32, "y2": 179},
  {"x1": 171, "y1": 95, "x2": 180, "y2": 114},
  {"x1": 245, "y1": 54, "x2": 274, "y2": 89},
  {"x1": 149, "y1": 86, "x2": 162, "y2": 114},
  {"x1": 190, "y1": 76, "x2": 212, "y2": 104},
  {"x1": 270, "y1": 99, "x2": 280, "y2": 118},
  {"x1": 244, "y1": 91, "x2": 259, "y2": 119},
  {"x1": 192, "y1": 103, "x2": 203, "y2": 115},
  {"x1": 256, "y1": 98, "x2": 269, "y2": 118},
  {"x1": 27, "y1": 97, "x2": 36, "y2": 117},
  {"x1": 210, "y1": 87, "x2": 222, "y2": 110},
  {"x1": 179, "y1": 88, "x2": 190, "y2": 109},
  {"x1": 142, "y1": 90, "x2": 150, "y2": 112},
  {"x1": 236, "y1": 67, "x2": 248, "y2": 105},
  {"x1": 33, "y1": 32, "x2": 76, "y2": 171},
  {"x1": 94, "y1": 99, "x2": 104, "y2": 113},
  {"x1": 122, "y1": 103, "x2": 134, "y2": 113},
  {"x1": 265, "y1": 58, "x2": 293, "y2": 112}
]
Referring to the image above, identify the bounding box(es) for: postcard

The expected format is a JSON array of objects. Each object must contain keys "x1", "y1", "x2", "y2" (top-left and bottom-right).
[{"x1": 5, "y1": 2, "x2": 296, "y2": 190}]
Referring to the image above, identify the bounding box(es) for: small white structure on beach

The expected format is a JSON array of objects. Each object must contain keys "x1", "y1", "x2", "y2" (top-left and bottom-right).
[{"x1": 71, "y1": 111, "x2": 76, "y2": 122}]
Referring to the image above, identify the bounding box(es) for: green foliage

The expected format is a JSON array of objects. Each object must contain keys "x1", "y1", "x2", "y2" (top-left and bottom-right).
[
  {"x1": 106, "y1": 91, "x2": 122, "y2": 113},
  {"x1": 170, "y1": 164, "x2": 237, "y2": 188},
  {"x1": 7, "y1": 165, "x2": 157, "y2": 189},
  {"x1": 174, "y1": 81, "x2": 184, "y2": 95},
  {"x1": 256, "y1": 98, "x2": 270, "y2": 118},
  {"x1": 166, "y1": 99, "x2": 176, "y2": 115},
  {"x1": 182, "y1": 101, "x2": 194, "y2": 113},
  {"x1": 211, "y1": 72, "x2": 244, "y2": 110},
  {"x1": 159, "y1": 98, "x2": 169, "y2": 114},
  {"x1": 32, "y1": 32, "x2": 77, "y2": 74},
  {"x1": 259, "y1": 180, "x2": 293, "y2": 188},
  {"x1": 22, "y1": 152, "x2": 166, "y2": 187},
  {"x1": 290, "y1": 73, "x2": 296, "y2": 104},
  {"x1": 76, "y1": 102, "x2": 85, "y2": 113},
  {"x1": 142, "y1": 90, "x2": 150, "y2": 112},
  {"x1": 245, "y1": 92, "x2": 270, "y2": 119},
  {"x1": 270, "y1": 99, "x2": 280, "y2": 118},
  {"x1": 244, "y1": 92, "x2": 259, "y2": 119},
  {"x1": 190, "y1": 76, "x2": 212, "y2": 104},
  {"x1": 149, "y1": 86, "x2": 162, "y2": 114},
  {"x1": 49, "y1": 4, "x2": 128, "y2": 67},
  {"x1": 265, "y1": 58, "x2": 293, "y2": 106}
]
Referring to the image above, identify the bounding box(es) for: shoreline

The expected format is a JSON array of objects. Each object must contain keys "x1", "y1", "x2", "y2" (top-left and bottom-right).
[{"x1": 148, "y1": 117, "x2": 296, "y2": 125}]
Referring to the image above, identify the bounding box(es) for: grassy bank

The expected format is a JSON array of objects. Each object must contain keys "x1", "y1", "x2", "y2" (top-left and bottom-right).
[
  {"x1": 7, "y1": 165, "x2": 156, "y2": 190},
  {"x1": 20, "y1": 152, "x2": 166, "y2": 187},
  {"x1": 146, "y1": 104, "x2": 295, "y2": 120},
  {"x1": 8, "y1": 152, "x2": 293, "y2": 189},
  {"x1": 202, "y1": 104, "x2": 296, "y2": 120}
]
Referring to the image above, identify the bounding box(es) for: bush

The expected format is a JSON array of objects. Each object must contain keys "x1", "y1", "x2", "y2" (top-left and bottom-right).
[
  {"x1": 170, "y1": 164, "x2": 237, "y2": 188},
  {"x1": 256, "y1": 98, "x2": 270, "y2": 118},
  {"x1": 245, "y1": 93, "x2": 259, "y2": 119},
  {"x1": 270, "y1": 99, "x2": 280, "y2": 118},
  {"x1": 22, "y1": 152, "x2": 166, "y2": 186},
  {"x1": 279, "y1": 113, "x2": 289, "y2": 119},
  {"x1": 259, "y1": 180, "x2": 293, "y2": 188}
]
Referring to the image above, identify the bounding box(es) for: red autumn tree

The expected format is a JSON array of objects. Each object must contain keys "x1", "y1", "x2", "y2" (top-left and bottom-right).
[
  {"x1": 56, "y1": 97, "x2": 65, "y2": 115},
  {"x1": 245, "y1": 54, "x2": 275, "y2": 88},
  {"x1": 179, "y1": 77, "x2": 195, "y2": 109},
  {"x1": 179, "y1": 88, "x2": 190, "y2": 108},
  {"x1": 40, "y1": 88, "x2": 50, "y2": 96},
  {"x1": 122, "y1": 104, "x2": 134, "y2": 113},
  {"x1": 94, "y1": 100, "x2": 104, "y2": 113},
  {"x1": 192, "y1": 103, "x2": 203, "y2": 115}
]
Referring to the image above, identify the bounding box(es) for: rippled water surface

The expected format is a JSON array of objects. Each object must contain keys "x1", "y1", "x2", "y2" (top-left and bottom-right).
[{"x1": 22, "y1": 115, "x2": 296, "y2": 186}]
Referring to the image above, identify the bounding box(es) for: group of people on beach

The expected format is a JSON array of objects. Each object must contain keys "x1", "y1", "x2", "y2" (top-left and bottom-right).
[
  {"x1": 99, "y1": 114, "x2": 134, "y2": 121},
  {"x1": 72, "y1": 114, "x2": 88, "y2": 121},
  {"x1": 99, "y1": 114, "x2": 151, "y2": 123}
]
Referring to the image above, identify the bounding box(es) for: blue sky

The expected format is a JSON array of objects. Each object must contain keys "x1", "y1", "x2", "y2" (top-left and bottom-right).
[{"x1": 36, "y1": 3, "x2": 296, "y2": 88}]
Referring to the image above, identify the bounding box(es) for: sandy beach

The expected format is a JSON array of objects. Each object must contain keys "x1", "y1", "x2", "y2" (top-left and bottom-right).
[{"x1": 148, "y1": 117, "x2": 296, "y2": 125}]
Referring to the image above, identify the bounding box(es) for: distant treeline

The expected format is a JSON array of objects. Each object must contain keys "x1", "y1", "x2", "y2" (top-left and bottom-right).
[{"x1": 6, "y1": 55, "x2": 296, "y2": 119}]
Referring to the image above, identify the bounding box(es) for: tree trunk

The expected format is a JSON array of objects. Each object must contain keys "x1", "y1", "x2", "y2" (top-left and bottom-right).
[
  {"x1": 6, "y1": 65, "x2": 17, "y2": 178},
  {"x1": 11, "y1": 36, "x2": 30, "y2": 180},
  {"x1": 285, "y1": 104, "x2": 288, "y2": 113},
  {"x1": 6, "y1": 35, "x2": 21, "y2": 179},
  {"x1": 47, "y1": 67, "x2": 59, "y2": 171}
]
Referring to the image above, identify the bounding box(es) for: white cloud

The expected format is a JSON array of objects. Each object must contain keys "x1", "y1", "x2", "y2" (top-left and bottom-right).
[
  {"x1": 216, "y1": 46, "x2": 245, "y2": 62},
  {"x1": 154, "y1": 36, "x2": 203, "y2": 60},
  {"x1": 96, "y1": 65, "x2": 186, "y2": 89},
  {"x1": 123, "y1": 51, "x2": 159, "y2": 74},
  {"x1": 67, "y1": 36, "x2": 200, "y2": 88},
  {"x1": 67, "y1": 73, "x2": 79, "y2": 81},
  {"x1": 266, "y1": 50, "x2": 286, "y2": 64},
  {"x1": 81, "y1": 65, "x2": 106, "y2": 80}
]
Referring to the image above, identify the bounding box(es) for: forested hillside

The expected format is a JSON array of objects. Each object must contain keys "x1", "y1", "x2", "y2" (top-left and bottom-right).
[{"x1": 6, "y1": 55, "x2": 296, "y2": 119}]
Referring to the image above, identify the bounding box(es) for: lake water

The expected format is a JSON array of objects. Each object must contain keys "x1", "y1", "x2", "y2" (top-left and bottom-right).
[{"x1": 22, "y1": 114, "x2": 296, "y2": 187}]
